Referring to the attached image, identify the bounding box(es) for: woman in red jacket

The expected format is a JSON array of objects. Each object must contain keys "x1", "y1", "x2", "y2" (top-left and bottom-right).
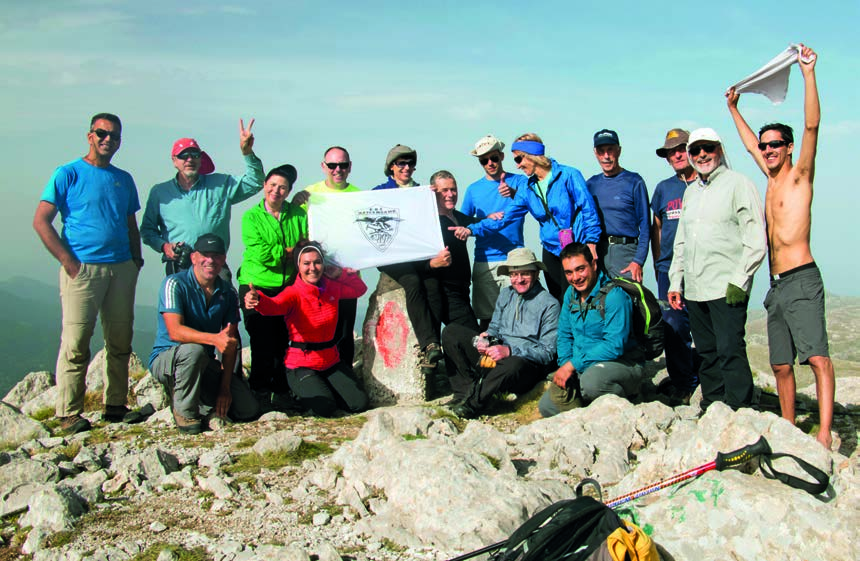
[{"x1": 244, "y1": 240, "x2": 368, "y2": 416}]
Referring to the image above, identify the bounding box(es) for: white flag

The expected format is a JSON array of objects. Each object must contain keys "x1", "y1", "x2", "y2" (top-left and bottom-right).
[
  {"x1": 308, "y1": 187, "x2": 444, "y2": 270},
  {"x1": 729, "y1": 44, "x2": 802, "y2": 105}
]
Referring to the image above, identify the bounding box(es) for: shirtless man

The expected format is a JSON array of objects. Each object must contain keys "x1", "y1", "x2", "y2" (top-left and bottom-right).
[{"x1": 727, "y1": 44, "x2": 834, "y2": 449}]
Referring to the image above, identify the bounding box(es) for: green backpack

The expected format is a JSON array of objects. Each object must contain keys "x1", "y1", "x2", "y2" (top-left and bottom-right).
[{"x1": 586, "y1": 278, "x2": 665, "y2": 360}]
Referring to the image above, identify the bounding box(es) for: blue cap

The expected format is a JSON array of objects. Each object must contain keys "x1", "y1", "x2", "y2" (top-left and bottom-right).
[{"x1": 593, "y1": 129, "x2": 620, "y2": 147}]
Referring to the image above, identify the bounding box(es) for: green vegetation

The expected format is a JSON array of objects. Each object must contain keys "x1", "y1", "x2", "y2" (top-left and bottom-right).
[
  {"x1": 234, "y1": 436, "x2": 257, "y2": 449},
  {"x1": 30, "y1": 406, "x2": 55, "y2": 422},
  {"x1": 381, "y1": 538, "x2": 407, "y2": 553},
  {"x1": 401, "y1": 433, "x2": 427, "y2": 441},
  {"x1": 129, "y1": 543, "x2": 212, "y2": 561},
  {"x1": 59, "y1": 440, "x2": 82, "y2": 460},
  {"x1": 481, "y1": 453, "x2": 501, "y2": 470},
  {"x1": 223, "y1": 441, "x2": 333, "y2": 475}
]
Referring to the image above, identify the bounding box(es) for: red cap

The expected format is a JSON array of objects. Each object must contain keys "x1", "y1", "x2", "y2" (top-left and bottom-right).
[{"x1": 171, "y1": 138, "x2": 215, "y2": 175}]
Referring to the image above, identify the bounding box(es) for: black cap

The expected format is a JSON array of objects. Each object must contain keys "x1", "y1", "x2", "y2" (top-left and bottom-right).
[
  {"x1": 193, "y1": 233, "x2": 226, "y2": 254},
  {"x1": 593, "y1": 129, "x2": 620, "y2": 147}
]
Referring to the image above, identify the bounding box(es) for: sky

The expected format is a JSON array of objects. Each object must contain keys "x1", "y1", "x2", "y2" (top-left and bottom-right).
[{"x1": 1, "y1": 0, "x2": 858, "y2": 330}]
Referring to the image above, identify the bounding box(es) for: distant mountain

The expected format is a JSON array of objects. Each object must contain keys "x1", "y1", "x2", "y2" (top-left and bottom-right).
[{"x1": 0, "y1": 276, "x2": 156, "y2": 396}]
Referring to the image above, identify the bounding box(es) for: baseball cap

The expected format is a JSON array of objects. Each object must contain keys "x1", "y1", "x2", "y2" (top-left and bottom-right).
[
  {"x1": 193, "y1": 233, "x2": 226, "y2": 254},
  {"x1": 593, "y1": 129, "x2": 620, "y2": 147},
  {"x1": 687, "y1": 128, "x2": 723, "y2": 147},
  {"x1": 172, "y1": 138, "x2": 215, "y2": 175}
]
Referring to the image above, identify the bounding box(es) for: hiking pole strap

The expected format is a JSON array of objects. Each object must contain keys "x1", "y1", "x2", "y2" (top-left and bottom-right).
[
  {"x1": 715, "y1": 436, "x2": 772, "y2": 470},
  {"x1": 759, "y1": 453, "x2": 829, "y2": 495},
  {"x1": 575, "y1": 478, "x2": 604, "y2": 502}
]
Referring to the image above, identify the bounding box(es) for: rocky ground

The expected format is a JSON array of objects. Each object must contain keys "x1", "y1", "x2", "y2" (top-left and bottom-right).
[{"x1": 1, "y1": 299, "x2": 858, "y2": 561}]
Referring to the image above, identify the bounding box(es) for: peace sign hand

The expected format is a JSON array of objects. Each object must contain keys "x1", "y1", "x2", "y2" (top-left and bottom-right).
[{"x1": 239, "y1": 118, "x2": 255, "y2": 155}]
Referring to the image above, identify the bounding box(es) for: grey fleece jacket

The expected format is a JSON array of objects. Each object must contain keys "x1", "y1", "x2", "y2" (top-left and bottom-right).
[{"x1": 487, "y1": 283, "x2": 559, "y2": 366}]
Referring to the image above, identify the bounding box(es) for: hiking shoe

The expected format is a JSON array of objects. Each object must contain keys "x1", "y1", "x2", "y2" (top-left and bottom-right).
[
  {"x1": 59, "y1": 414, "x2": 92, "y2": 435},
  {"x1": 172, "y1": 410, "x2": 203, "y2": 435},
  {"x1": 450, "y1": 402, "x2": 479, "y2": 419},
  {"x1": 418, "y1": 343, "x2": 443, "y2": 369},
  {"x1": 104, "y1": 405, "x2": 144, "y2": 424}
]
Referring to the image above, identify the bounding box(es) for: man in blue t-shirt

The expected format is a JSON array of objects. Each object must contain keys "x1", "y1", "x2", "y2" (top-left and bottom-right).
[
  {"x1": 33, "y1": 113, "x2": 144, "y2": 434},
  {"x1": 586, "y1": 129, "x2": 650, "y2": 281},
  {"x1": 650, "y1": 128, "x2": 700, "y2": 404},
  {"x1": 460, "y1": 135, "x2": 526, "y2": 329},
  {"x1": 150, "y1": 234, "x2": 259, "y2": 434}
]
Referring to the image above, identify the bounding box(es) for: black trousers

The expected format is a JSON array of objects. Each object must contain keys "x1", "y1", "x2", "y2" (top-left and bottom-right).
[
  {"x1": 541, "y1": 249, "x2": 567, "y2": 303},
  {"x1": 442, "y1": 323, "x2": 547, "y2": 409},
  {"x1": 687, "y1": 297, "x2": 753, "y2": 409},
  {"x1": 287, "y1": 362, "x2": 368, "y2": 417},
  {"x1": 336, "y1": 298, "x2": 358, "y2": 366},
  {"x1": 239, "y1": 284, "x2": 289, "y2": 394}
]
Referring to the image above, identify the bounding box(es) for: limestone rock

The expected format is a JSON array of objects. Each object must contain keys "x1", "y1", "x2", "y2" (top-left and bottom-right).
[
  {"x1": 19, "y1": 486, "x2": 87, "y2": 532},
  {"x1": 134, "y1": 372, "x2": 170, "y2": 410},
  {"x1": 2, "y1": 371, "x2": 54, "y2": 408},
  {"x1": 85, "y1": 349, "x2": 145, "y2": 392},
  {"x1": 0, "y1": 402, "x2": 49, "y2": 448},
  {"x1": 360, "y1": 273, "x2": 430, "y2": 405},
  {"x1": 0, "y1": 457, "x2": 61, "y2": 490},
  {"x1": 253, "y1": 430, "x2": 302, "y2": 456},
  {"x1": 0, "y1": 483, "x2": 50, "y2": 517},
  {"x1": 198, "y1": 449, "x2": 233, "y2": 470},
  {"x1": 21, "y1": 386, "x2": 58, "y2": 416}
]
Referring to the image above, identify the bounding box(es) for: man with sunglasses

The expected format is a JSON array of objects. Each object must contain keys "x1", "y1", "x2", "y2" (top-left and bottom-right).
[
  {"x1": 586, "y1": 129, "x2": 650, "y2": 282},
  {"x1": 667, "y1": 128, "x2": 766, "y2": 412},
  {"x1": 460, "y1": 135, "x2": 526, "y2": 330},
  {"x1": 33, "y1": 113, "x2": 144, "y2": 434},
  {"x1": 290, "y1": 146, "x2": 362, "y2": 366},
  {"x1": 141, "y1": 118, "x2": 263, "y2": 276},
  {"x1": 726, "y1": 45, "x2": 834, "y2": 450},
  {"x1": 650, "y1": 128, "x2": 700, "y2": 406}
]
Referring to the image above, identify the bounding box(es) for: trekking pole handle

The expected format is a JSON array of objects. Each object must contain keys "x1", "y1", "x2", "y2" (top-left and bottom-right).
[{"x1": 715, "y1": 436, "x2": 772, "y2": 471}]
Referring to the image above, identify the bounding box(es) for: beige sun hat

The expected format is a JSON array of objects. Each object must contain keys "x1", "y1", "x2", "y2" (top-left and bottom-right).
[{"x1": 497, "y1": 247, "x2": 547, "y2": 276}]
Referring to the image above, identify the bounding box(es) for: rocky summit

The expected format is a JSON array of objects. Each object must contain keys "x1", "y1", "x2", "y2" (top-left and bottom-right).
[{"x1": 0, "y1": 345, "x2": 858, "y2": 561}]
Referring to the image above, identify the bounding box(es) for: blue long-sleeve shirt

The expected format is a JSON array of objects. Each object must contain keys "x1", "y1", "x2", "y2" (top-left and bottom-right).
[
  {"x1": 586, "y1": 170, "x2": 651, "y2": 266},
  {"x1": 141, "y1": 154, "x2": 264, "y2": 254},
  {"x1": 469, "y1": 159, "x2": 601, "y2": 256},
  {"x1": 460, "y1": 173, "x2": 526, "y2": 262},
  {"x1": 558, "y1": 271, "x2": 636, "y2": 372}
]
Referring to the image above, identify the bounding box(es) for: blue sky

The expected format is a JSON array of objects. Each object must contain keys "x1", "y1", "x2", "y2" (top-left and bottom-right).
[{"x1": 2, "y1": 0, "x2": 858, "y2": 315}]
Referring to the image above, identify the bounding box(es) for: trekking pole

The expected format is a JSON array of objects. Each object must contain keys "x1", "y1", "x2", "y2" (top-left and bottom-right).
[{"x1": 604, "y1": 436, "x2": 772, "y2": 508}]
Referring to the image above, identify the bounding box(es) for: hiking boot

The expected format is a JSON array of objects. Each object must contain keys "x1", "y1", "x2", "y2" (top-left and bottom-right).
[
  {"x1": 172, "y1": 410, "x2": 202, "y2": 435},
  {"x1": 58, "y1": 414, "x2": 92, "y2": 435},
  {"x1": 417, "y1": 343, "x2": 443, "y2": 369},
  {"x1": 104, "y1": 405, "x2": 144, "y2": 424},
  {"x1": 450, "y1": 402, "x2": 479, "y2": 419}
]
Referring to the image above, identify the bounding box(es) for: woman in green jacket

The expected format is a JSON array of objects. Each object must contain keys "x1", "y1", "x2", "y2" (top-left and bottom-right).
[{"x1": 238, "y1": 165, "x2": 307, "y2": 399}]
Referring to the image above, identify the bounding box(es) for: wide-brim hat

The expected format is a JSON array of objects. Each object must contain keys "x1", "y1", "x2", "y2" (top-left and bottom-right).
[
  {"x1": 384, "y1": 144, "x2": 417, "y2": 176},
  {"x1": 497, "y1": 247, "x2": 547, "y2": 276},
  {"x1": 172, "y1": 138, "x2": 215, "y2": 175},
  {"x1": 656, "y1": 128, "x2": 690, "y2": 157},
  {"x1": 471, "y1": 135, "x2": 505, "y2": 157}
]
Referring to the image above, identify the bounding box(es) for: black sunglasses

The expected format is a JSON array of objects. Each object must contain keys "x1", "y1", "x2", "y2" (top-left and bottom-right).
[
  {"x1": 689, "y1": 144, "x2": 718, "y2": 157},
  {"x1": 325, "y1": 161, "x2": 350, "y2": 170},
  {"x1": 758, "y1": 140, "x2": 789, "y2": 151},
  {"x1": 92, "y1": 128, "x2": 120, "y2": 141},
  {"x1": 513, "y1": 155, "x2": 525, "y2": 164},
  {"x1": 479, "y1": 155, "x2": 501, "y2": 166},
  {"x1": 393, "y1": 160, "x2": 415, "y2": 168},
  {"x1": 175, "y1": 151, "x2": 202, "y2": 161}
]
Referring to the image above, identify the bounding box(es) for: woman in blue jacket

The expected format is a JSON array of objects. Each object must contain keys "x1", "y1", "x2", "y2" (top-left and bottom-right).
[{"x1": 464, "y1": 133, "x2": 601, "y2": 301}]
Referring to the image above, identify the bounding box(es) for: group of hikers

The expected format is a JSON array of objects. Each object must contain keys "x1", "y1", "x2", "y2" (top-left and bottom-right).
[{"x1": 34, "y1": 44, "x2": 834, "y2": 449}]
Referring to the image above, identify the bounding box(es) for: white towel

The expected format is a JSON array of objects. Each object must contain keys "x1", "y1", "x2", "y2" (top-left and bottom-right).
[{"x1": 730, "y1": 44, "x2": 802, "y2": 104}]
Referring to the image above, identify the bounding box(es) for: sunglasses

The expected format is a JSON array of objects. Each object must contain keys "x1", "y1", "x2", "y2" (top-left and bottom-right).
[
  {"x1": 758, "y1": 140, "x2": 789, "y2": 151},
  {"x1": 689, "y1": 144, "x2": 718, "y2": 157},
  {"x1": 325, "y1": 161, "x2": 350, "y2": 170},
  {"x1": 92, "y1": 128, "x2": 120, "y2": 141},
  {"x1": 175, "y1": 151, "x2": 202, "y2": 161},
  {"x1": 479, "y1": 155, "x2": 501, "y2": 166},
  {"x1": 393, "y1": 160, "x2": 415, "y2": 168},
  {"x1": 513, "y1": 155, "x2": 525, "y2": 164}
]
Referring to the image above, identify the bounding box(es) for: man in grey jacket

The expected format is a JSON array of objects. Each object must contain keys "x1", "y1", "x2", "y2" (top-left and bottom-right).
[{"x1": 442, "y1": 248, "x2": 560, "y2": 418}]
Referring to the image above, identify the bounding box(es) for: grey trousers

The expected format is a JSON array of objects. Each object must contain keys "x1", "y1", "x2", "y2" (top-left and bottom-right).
[
  {"x1": 597, "y1": 239, "x2": 638, "y2": 280},
  {"x1": 539, "y1": 360, "x2": 644, "y2": 417},
  {"x1": 151, "y1": 344, "x2": 259, "y2": 421}
]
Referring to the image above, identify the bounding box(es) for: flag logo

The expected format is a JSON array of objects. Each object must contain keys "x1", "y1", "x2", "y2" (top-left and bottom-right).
[{"x1": 354, "y1": 206, "x2": 404, "y2": 252}]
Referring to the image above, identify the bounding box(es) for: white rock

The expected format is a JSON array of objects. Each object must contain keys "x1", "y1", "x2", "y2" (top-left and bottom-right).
[
  {"x1": 0, "y1": 402, "x2": 50, "y2": 448},
  {"x1": 197, "y1": 474, "x2": 234, "y2": 499},
  {"x1": 2, "y1": 371, "x2": 54, "y2": 409},
  {"x1": 149, "y1": 521, "x2": 167, "y2": 533},
  {"x1": 315, "y1": 542, "x2": 342, "y2": 561},
  {"x1": 20, "y1": 486, "x2": 86, "y2": 532},
  {"x1": 134, "y1": 373, "x2": 169, "y2": 411},
  {"x1": 198, "y1": 449, "x2": 233, "y2": 470},
  {"x1": 253, "y1": 430, "x2": 302, "y2": 456},
  {"x1": 312, "y1": 512, "x2": 332, "y2": 526}
]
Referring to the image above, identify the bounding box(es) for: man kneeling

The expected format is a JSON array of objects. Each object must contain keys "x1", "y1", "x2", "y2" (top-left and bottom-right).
[
  {"x1": 539, "y1": 242, "x2": 645, "y2": 417},
  {"x1": 442, "y1": 248, "x2": 559, "y2": 418},
  {"x1": 149, "y1": 234, "x2": 259, "y2": 434}
]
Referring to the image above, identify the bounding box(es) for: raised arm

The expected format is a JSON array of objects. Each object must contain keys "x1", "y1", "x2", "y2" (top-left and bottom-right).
[
  {"x1": 726, "y1": 87, "x2": 768, "y2": 174},
  {"x1": 795, "y1": 44, "x2": 819, "y2": 181}
]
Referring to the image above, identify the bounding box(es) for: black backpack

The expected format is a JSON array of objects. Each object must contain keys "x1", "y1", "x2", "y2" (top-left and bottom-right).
[
  {"x1": 489, "y1": 494, "x2": 656, "y2": 561},
  {"x1": 586, "y1": 278, "x2": 665, "y2": 360}
]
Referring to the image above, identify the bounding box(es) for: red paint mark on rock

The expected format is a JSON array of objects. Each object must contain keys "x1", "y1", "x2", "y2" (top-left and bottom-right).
[{"x1": 376, "y1": 301, "x2": 408, "y2": 368}]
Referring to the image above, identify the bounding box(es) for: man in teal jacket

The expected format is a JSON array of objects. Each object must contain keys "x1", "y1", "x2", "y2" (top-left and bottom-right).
[
  {"x1": 141, "y1": 118, "x2": 263, "y2": 277},
  {"x1": 539, "y1": 242, "x2": 644, "y2": 417}
]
